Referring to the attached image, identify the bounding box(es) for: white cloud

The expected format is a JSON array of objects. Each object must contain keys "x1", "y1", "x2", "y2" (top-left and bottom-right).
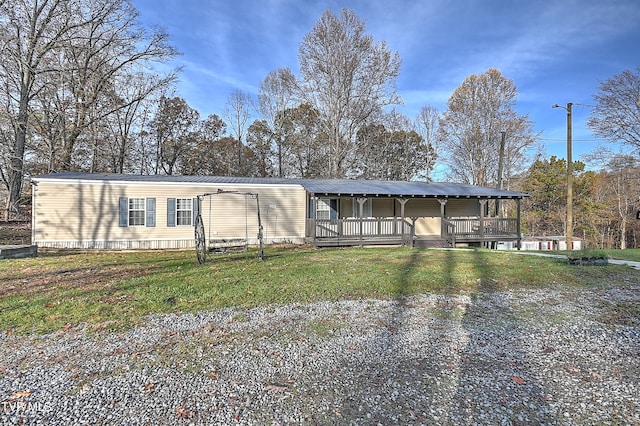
[{"x1": 132, "y1": 0, "x2": 640, "y2": 157}]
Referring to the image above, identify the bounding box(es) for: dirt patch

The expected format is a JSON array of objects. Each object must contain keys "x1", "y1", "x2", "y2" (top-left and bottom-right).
[
  {"x1": 597, "y1": 301, "x2": 640, "y2": 326},
  {"x1": 0, "y1": 261, "x2": 158, "y2": 298}
]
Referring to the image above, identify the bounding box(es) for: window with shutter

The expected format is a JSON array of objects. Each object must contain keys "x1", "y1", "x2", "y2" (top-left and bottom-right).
[
  {"x1": 176, "y1": 198, "x2": 193, "y2": 226},
  {"x1": 128, "y1": 198, "x2": 145, "y2": 226}
]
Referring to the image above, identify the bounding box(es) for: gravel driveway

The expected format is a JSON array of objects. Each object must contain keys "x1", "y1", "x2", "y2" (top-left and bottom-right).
[{"x1": 1, "y1": 285, "x2": 639, "y2": 425}]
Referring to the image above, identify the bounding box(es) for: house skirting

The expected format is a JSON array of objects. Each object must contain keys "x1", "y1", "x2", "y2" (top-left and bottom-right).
[{"x1": 34, "y1": 236, "x2": 307, "y2": 250}]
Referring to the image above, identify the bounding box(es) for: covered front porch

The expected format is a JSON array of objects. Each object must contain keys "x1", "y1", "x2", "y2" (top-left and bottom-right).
[{"x1": 305, "y1": 195, "x2": 523, "y2": 248}]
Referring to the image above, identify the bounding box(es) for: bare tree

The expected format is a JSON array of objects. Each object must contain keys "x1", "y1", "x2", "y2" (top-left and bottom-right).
[
  {"x1": 606, "y1": 155, "x2": 639, "y2": 249},
  {"x1": 438, "y1": 68, "x2": 538, "y2": 186},
  {"x1": 28, "y1": 55, "x2": 72, "y2": 174},
  {"x1": 585, "y1": 149, "x2": 640, "y2": 249},
  {"x1": 0, "y1": 0, "x2": 177, "y2": 217},
  {"x1": 0, "y1": 0, "x2": 82, "y2": 217},
  {"x1": 257, "y1": 68, "x2": 295, "y2": 177},
  {"x1": 57, "y1": 0, "x2": 178, "y2": 171},
  {"x1": 297, "y1": 8, "x2": 402, "y2": 178},
  {"x1": 131, "y1": 100, "x2": 157, "y2": 175},
  {"x1": 224, "y1": 89, "x2": 252, "y2": 176},
  {"x1": 588, "y1": 67, "x2": 640, "y2": 154},
  {"x1": 415, "y1": 105, "x2": 440, "y2": 181},
  {"x1": 97, "y1": 74, "x2": 170, "y2": 173}
]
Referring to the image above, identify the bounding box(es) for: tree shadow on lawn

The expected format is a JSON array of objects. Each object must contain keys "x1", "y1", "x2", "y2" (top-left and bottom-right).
[
  {"x1": 448, "y1": 249, "x2": 554, "y2": 424},
  {"x1": 318, "y1": 249, "x2": 450, "y2": 423},
  {"x1": 326, "y1": 249, "x2": 554, "y2": 424}
]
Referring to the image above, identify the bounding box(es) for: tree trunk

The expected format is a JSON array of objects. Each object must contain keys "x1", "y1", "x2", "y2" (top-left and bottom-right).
[
  {"x1": 6, "y1": 72, "x2": 31, "y2": 220},
  {"x1": 620, "y1": 218, "x2": 627, "y2": 250},
  {"x1": 61, "y1": 128, "x2": 82, "y2": 171}
]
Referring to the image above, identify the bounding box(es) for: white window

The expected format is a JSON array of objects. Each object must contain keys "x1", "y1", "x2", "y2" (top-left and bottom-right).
[
  {"x1": 119, "y1": 197, "x2": 155, "y2": 228},
  {"x1": 129, "y1": 198, "x2": 146, "y2": 226},
  {"x1": 316, "y1": 199, "x2": 332, "y2": 220},
  {"x1": 176, "y1": 198, "x2": 193, "y2": 226}
]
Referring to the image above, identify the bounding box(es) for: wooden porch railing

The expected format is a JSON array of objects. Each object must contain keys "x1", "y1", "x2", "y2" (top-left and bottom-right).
[
  {"x1": 442, "y1": 217, "x2": 519, "y2": 243},
  {"x1": 308, "y1": 217, "x2": 519, "y2": 247},
  {"x1": 308, "y1": 218, "x2": 414, "y2": 246}
]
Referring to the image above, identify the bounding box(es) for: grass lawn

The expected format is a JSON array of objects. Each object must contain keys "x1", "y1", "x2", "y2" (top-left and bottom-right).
[
  {"x1": 578, "y1": 248, "x2": 640, "y2": 262},
  {"x1": 1, "y1": 246, "x2": 639, "y2": 334}
]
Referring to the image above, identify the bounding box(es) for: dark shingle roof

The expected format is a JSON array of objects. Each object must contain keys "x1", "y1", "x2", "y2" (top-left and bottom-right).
[{"x1": 32, "y1": 172, "x2": 528, "y2": 199}]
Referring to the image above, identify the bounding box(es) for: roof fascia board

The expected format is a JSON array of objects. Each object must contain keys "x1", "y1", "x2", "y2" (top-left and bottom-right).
[
  {"x1": 31, "y1": 177, "x2": 303, "y2": 190},
  {"x1": 310, "y1": 193, "x2": 524, "y2": 199}
]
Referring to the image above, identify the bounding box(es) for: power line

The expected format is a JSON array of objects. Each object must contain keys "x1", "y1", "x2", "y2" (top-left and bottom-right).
[{"x1": 538, "y1": 137, "x2": 609, "y2": 142}]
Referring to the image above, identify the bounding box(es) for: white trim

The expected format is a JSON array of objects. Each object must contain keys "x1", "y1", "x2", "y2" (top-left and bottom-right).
[
  {"x1": 128, "y1": 197, "x2": 146, "y2": 226},
  {"x1": 316, "y1": 198, "x2": 332, "y2": 220},
  {"x1": 31, "y1": 183, "x2": 37, "y2": 244},
  {"x1": 31, "y1": 178, "x2": 303, "y2": 191},
  {"x1": 175, "y1": 198, "x2": 193, "y2": 226}
]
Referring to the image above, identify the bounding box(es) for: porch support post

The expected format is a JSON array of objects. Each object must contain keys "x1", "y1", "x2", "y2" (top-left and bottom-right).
[
  {"x1": 356, "y1": 197, "x2": 367, "y2": 242},
  {"x1": 516, "y1": 198, "x2": 522, "y2": 250},
  {"x1": 438, "y1": 198, "x2": 448, "y2": 243},
  {"x1": 311, "y1": 195, "x2": 318, "y2": 241},
  {"x1": 479, "y1": 199, "x2": 488, "y2": 247},
  {"x1": 396, "y1": 198, "x2": 409, "y2": 246}
]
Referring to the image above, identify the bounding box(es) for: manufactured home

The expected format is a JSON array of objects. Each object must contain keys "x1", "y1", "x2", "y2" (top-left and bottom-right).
[{"x1": 31, "y1": 173, "x2": 527, "y2": 250}]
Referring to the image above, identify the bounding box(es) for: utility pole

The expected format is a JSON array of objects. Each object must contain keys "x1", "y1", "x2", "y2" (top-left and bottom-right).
[
  {"x1": 552, "y1": 102, "x2": 573, "y2": 250},
  {"x1": 566, "y1": 102, "x2": 573, "y2": 251},
  {"x1": 495, "y1": 131, "x2": 506, "y2": 216}
]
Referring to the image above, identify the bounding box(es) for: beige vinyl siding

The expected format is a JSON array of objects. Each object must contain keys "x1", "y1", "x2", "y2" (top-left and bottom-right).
[
  {"x1": 333, "y1": 197, "x2": 474, "y2": 219},
  {"x1": 339, "y1": 198, "x2": 352, "y2": 217},
  {"x1": 198, "y1": 186, "x2": 306, "y2": 244},
  {"x1": 414, "y1": 217, "x2": 441, "y2": 236},
  {"x1": 402, "y1": 197, "x2": 479, "y2": 218},
  {"x1": 340, "y1": 198, "x2": 424, "y2": 218},
  {"x1": 33, "y1": 179, "x2": 307, "y2": 249},
  {"x1": 404, "y1": 198, "x2": 441, "y2": 217},
  {"x1": 343, "y1": 198, "x2": 483, "y2": 219},
  {"x1": 353, "y1": 198, "x2": 478, "y2": 237},
  {"x1": 372, "y1": 199, "x2": 394, "y2": 217},
  {"x1": 445, "y1": 199, "x2": 480, "y2": 217}
]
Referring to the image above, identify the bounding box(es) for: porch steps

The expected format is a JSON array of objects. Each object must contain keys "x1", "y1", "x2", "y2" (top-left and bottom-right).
[
  {"x1": 413, "y1": 237, "x2": 449, "y2": 249},
  {"x1": 312, "y1": 237, "x2": 408, "y2": 248},
  {"x1": 312, "y1": 237, "x2": 448, "y2": 248}
]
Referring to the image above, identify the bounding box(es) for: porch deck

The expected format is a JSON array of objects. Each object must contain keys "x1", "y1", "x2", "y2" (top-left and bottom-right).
[{"x1": 307, "y1": 217, "x2": 521, "y2": 248}]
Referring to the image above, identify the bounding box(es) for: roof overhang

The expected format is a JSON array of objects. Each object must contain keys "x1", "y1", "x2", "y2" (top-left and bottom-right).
[{"x1": 32, "y1": 172, "x2": 529, "y2": 199}]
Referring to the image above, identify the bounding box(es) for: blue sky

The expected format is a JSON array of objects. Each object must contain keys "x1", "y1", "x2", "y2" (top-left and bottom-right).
[{"x1": 132, "y1": 0, "x2": 640, "y2": 166}]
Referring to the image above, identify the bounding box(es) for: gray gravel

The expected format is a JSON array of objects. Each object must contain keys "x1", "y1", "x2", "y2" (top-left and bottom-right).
[{"x1": 1, "y1": 286, "x2": 639, "y2": 425}]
